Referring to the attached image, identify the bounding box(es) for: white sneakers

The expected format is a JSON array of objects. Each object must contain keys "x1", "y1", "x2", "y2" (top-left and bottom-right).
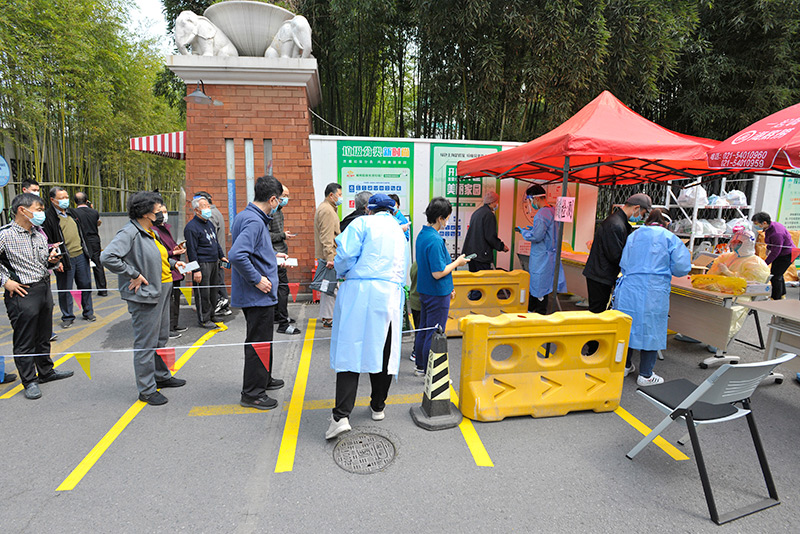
[
  {"x1": 637, "y1": 373, "x2": 665, "y2": 387},
  {"x1": 370, "y1": 407, "x2": 385, "y2": 421},
  {"x1": 624, "y1": 362, "x2": 635, "y2": 377},
  {"x1": 325, "y1": 416, "x2": 351, "y2": 440}
]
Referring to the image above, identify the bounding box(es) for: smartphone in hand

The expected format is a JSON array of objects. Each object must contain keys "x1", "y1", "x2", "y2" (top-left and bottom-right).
[{"x1": 465, "y1": 253, "x2": 477, "y2": 260}]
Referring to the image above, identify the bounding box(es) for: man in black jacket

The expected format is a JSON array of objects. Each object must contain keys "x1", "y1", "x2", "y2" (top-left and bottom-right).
[
  {"x1": 462, "y1": 191, "x2": 508, "y2": 271},
  {"x1": 42, "y1": 187, "x2": 95, "y2": 328},
  {"x1": 72, "y1": 192, "x2": 107, "y2": 296},
  {"x1": 582, "y1": 193, "x2": 652, "y2": 312}
]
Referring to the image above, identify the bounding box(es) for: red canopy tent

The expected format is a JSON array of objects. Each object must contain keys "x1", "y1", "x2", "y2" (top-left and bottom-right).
[
  {"x1": 456, "y1": 90, "x2": 729, "y2": 312},
  {"x1": 707, "y1": 101, "x2": 800, "y2": 170}
]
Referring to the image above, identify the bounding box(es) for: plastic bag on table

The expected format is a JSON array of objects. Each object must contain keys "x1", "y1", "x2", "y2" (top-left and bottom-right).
[
  {"x1": 690, "y1": 274, "x2": 747, "y2": 295},
  {"x1": 677, "y1": 185, "x2": 709, "y2": 208}
]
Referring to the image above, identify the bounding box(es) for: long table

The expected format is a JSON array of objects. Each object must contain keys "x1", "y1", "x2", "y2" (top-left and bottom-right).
[
  {"x1": 561, "y1": 251, "x2": 768, "y2": 368},
  {"x1": 740, "y1": 299, "x2": 800, "y2": 384}
]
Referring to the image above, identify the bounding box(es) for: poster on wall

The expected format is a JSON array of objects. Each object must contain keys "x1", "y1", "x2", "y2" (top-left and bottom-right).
[
  {"x1": 337, "y1": 140, "x2": 414, "y2": 224},
  {"x1": 430, "y1": 144, "x2": 501, "y2": 255},
  {"x1": 777, "y1": 174, "x2": 800, "y2": 265}
]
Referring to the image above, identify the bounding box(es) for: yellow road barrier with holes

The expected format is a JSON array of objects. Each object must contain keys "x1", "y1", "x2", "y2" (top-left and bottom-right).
[
  {"x1": 458, "y1": 310, "x2": 632, "y2": 421},
  {"x1": 445, "y1": 270, "x2": 530, "y2": 337}
]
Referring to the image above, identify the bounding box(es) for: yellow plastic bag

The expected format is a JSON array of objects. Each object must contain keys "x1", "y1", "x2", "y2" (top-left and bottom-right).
[{"x1": 690, "y1": 274, "x2": 747, "y2": 295}]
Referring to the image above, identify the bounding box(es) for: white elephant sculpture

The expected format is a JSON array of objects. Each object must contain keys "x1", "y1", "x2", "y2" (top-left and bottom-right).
[
  {"x1": 265, "y1": 15, "x2": 312, "y2": 59},
  {"x1": 175, "y1": 11, "x2": 239, "y2": 57}
]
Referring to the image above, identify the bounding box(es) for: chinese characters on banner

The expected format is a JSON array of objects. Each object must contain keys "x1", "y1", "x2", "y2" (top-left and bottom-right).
[
  {"x1": 337, "y1": 140, "x2": 414, "y2": 220},
  {"x1": 430, "y1": 144, "x2": 501, "y2": 255},
  {"x1": 554, "y1": 196, "x2": 575, "y2": 222}
]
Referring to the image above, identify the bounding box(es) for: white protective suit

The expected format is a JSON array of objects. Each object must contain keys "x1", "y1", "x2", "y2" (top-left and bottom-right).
[
  {"x1": 613, "y1": 225, "x2": 691, "y2": 351},
  {"x1": 330, "y1": 212, "x2": 409, "y2": 373},
  {"x1": 707, "y1": 229, "x2": 770, "y2": 343}
]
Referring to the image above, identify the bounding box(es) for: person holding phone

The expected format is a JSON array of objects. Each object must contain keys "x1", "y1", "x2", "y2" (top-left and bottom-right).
[
  {"x1": 413, "y1": 197, "x2": 470, "y2": 376},
  {"x1": 0, "y1": 193, "x2": 73, "y2": 399}
]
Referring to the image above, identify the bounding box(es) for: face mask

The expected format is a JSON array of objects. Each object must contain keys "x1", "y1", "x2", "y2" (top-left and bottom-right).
[
  {"x1": 153, "y1": 211, "x2": 165, "y2": 225},
  {"x1": 201, "y1": 208, "x2": 212, "y2": 219},
  {"x1": 27, "y1": 209, "x2": 46, "y2": 226},
  {"x1": 628, "y1": 215, "x2": 642, "y2": 223},
  {"x1": 280, "y1": 196, "x2": 289, "y2": 207},
  {"x1": 58, "y1": 199, "x2": 69, "y2": 210},
  {"x1": 162, "y1": 212, "x2": 168, "y2": 224},
  {"x1": 335, "y1": 197, "x2": 343, "y2": 207}
]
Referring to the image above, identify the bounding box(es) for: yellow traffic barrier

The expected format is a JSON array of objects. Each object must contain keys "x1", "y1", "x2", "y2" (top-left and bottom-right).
[
  {"x1": 458, "y1": 310, "x2": 632, "y2": 421},
  {"x1": 445, "y1": 270, "x2": 529, "y2": 336}
]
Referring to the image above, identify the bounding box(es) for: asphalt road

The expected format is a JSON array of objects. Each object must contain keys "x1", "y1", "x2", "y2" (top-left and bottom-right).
[{"x1": 1, "y1": 282, "x2": 800, "y2": 533}]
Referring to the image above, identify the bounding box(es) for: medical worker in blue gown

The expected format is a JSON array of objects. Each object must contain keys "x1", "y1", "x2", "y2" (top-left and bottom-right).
[
  {"x1": 325, "y1": 193, "x2": 410, "y2": 440},
  {"x1": 519, "y1": 184, "x2": 566, "y2": 314},
  {"x1": 613, "y1": 209, "x2": 691, "y2": 386}
]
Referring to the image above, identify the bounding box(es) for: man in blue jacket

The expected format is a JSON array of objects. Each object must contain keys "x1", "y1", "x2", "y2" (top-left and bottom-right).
[{"x1": 229, "y1": 175, "x2": 286, "y2": 410}]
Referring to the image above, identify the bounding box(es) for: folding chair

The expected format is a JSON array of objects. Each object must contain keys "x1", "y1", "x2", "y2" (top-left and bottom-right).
[{"x1": 625, "y1": 353, "x2": 796, "y2": 525}]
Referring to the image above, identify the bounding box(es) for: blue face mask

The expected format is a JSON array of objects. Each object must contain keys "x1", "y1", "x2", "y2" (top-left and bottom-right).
[
  {"x1": 628, "y1": 215, "x2": 642, "y2": 223},
  {"x1": 335, "y1": 197, "x2": 343, "y2": 207},
  {"x1": 201, "y1": 208, "x2": 212, "y2": 219},
  {"x1": 29, "y1": 210, "x2": 46, "y2": 226},
  {"x1": 58, "y1": 199, "x2": 69, "y2": 210},
  {"x1": 279, "y1": 196, "x2": 289, "y2": 207}
]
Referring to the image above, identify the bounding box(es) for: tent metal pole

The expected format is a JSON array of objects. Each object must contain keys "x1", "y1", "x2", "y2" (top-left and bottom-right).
[{"x1": 548, "y1": 157, "x2": 569, "y2": 314}]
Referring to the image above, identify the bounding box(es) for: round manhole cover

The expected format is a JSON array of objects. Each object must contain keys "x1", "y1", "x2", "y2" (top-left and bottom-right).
[{"x1": 332, "y1": 432, "x2": 396, "y2": 474}]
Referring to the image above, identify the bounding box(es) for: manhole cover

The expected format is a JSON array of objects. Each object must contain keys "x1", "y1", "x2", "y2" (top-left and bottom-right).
[{"x1": 332, "y1": 432, "x2": 396, "y2": 474}]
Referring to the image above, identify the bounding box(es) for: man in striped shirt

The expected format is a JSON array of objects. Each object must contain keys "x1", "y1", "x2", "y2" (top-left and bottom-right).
[{"x1": 0, "y1": 193, "x2": 73, "y2": 399}]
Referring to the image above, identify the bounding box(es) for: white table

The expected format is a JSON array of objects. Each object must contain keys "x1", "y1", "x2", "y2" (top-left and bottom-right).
[{"x1": 740, "y1": 299, "x2": 800, "y2": 384}]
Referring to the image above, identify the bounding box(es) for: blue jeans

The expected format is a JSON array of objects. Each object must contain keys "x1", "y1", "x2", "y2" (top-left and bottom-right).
[
  {"x1": 55, "y1": 253, "x2": 94, "y2": 321},
  {"x1": 413, "y1": 293, "x2": 451, "y2": 371},
  {"x1": 626, "y1": 348, "x2": 658, "y2": 377}
]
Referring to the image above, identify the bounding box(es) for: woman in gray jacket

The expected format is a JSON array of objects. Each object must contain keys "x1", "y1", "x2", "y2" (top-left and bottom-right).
[{"x1": 101, "y1": 192, "x2": 187, "y2": 405}]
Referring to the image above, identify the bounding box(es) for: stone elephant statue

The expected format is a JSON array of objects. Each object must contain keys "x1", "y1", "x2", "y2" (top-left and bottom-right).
[
  {"x1": 175, "y1": 11, "x2": 239, "y2": 57},
  {"x1": 265, "y1": 15, "x2": 312, "y2": 59}
]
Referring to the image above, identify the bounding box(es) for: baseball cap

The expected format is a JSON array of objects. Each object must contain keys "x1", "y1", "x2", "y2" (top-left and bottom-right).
[{"x1": 624, "y1": 193, "x2": 652, "y2": 211}]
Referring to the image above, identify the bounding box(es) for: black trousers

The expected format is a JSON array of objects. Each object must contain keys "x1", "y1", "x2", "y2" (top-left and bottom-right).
[
  {"x1": 170, "y1": 279, "x2": 182, "y2": 330},
  {"x1": 468, "y1": 260, "x2": 492, "y2": 272},
  {"x1": 86, "y1": 238, "x2": 107, "y2": 290},
  {"x1": 333, "y1": 324, "x2": 393, "y2": 421},
  {"x1": 771, "y1": 253, "x2": 792, "y2": 300},
  {"x1": 241, "y1": 305, "x2": 275, "y2": 399},
  {"x1": 194, "y1": 261, "x2": 219, "y2": 324},
  {"x1": 275, "y1": 266, "x2": 290, "y2": 326},
  {"x1": 6, "y1": 280, "x2": 55, "y2": 386},
  {"x1": 528, "y1": 293, "x2": 549, "y2": 314},
  {"x1": 215, "y1": 262, "x2": 229, "y2": 303},
  {"x1": 586, "y1": 278, "x2": 614, "y2": 313}
]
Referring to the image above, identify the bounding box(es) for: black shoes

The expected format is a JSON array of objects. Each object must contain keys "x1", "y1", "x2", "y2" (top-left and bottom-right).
[
  {"x1": 277, "y1": 325, "x2": 301, "y2": 335},
  {"x1": 38, "y1": 369, "x2": 74, "y2": 383},
  {"x1": 1, "y1": 372, "x2": 17, "y2": 384},
  {"x1": 24, "y1": 382, "x2": 42, "y2": 400},
  {"x1": 61, "y1": 319, "x2": 74, "y2": 329},
  {"x1": 173, "y1": 326, "x2": 189, "y2": 333},
  {"x1": 156, "y1": 377, "x2": 186, "y2": 388},
  {"x1": 98, "y1": 291, "x2": 108, "y2": 297},
  {"x1": 83, "y1": 315, "x2": 96, "y2": 322},
  {"x1": 240, "y1": 394, "x2": 278, "y2": 410},
  {"x1": 139, "y1": 391, "x2": 168, "y2": 405},
  {"x1": 169, "y1": 331, "x2": 182, "y2": 339},
  {"x1": 266, "y1": 378, "x2": 285, "y2": 390}
]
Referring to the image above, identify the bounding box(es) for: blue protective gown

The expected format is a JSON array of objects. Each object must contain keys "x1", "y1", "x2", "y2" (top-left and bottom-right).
[
  {"x1": 393, "y1": 210, "x2": 410, "y2": 241},
  {"x1": 330, "y1": 212, "x2": 409, "y2": 374},
  {"x1": 613, "y1": 226, "x2": 691, "y2": 351},
  {"x1": 521, "y1": 206, "x2": 566, "y2": 298}
]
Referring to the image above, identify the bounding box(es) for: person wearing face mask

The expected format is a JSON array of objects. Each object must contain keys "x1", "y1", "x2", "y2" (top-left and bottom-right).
[
  {"x1": 100, "y1": 191, "x2": 187, "y2": 405},
  {"x1": 462, "y1": 191, "x2": 508, "y2": 273},
  {"x1": 72, "y1": 192, "x2": 108, "y2": 297},
  {"x1": 229, "y1": 175, "x2": 288, "y2": 410},
  {"x1": 314, "y1": 182, "x2": 343, "y2": 328},
  {"x1": 42, "y1": 186, "x2": 95, "y2": 328},
  {"x1": 269, "y1": 185, "x2": 300, "y2": 335},
  {"x1": 413, "y1": 197, "x2": 470, "y2": 376},
  {"x1": 582, "y1": 193, "x2": 652, "y2": 314},
  {"x1": 184, "y1": 196, "x2": 228, "y2": 328},
  {"x1": 518, "y1": 184, "x2": 567, "y2": 314},
  {"x1": 151, "y1": 205, "x2": 188, "y2": 338},
  {"x1": 194, "y1": 191, "x2": 231, "y2": 317},
  {"x1": 752, "y1": 212, "x2": 794, "y2": 300},
  {"x1": 388, "y1": 193, "x2": 411, "y2": 241},
  {"x1": 20, "y1": 179, "x2": 40, "y2": 196},
  {"x1": 0, "y1": 193, "x2": 73, "y2": 398}
]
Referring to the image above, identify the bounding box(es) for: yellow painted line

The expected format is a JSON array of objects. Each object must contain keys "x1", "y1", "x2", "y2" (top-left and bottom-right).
[
  {"x1": 56, "y1": 324, "x2": 226, "y2": 491},
  {"x1": 450, "y1": 384, "x2": 493, "y2": 467},
  {"x1": 275, "y1": 319, "x2": 316, "y2": 473},
  {"x1": 1, "y1": 305, "x2": 128, "y2": 399},
  {"x1": 614, "y1": 407, "x2": 689, "y2": 461},
  {"x1": 1, "y1": 353, "x2": 75, "y2": 399},
  {"x1": 188, "y1": 393, "x2": 424, "y2": 416}
]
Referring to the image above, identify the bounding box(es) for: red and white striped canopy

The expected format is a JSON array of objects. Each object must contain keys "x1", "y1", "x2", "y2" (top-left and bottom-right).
[{"x1": 129, "y1": 131, "x2": 186, "y2": 160}]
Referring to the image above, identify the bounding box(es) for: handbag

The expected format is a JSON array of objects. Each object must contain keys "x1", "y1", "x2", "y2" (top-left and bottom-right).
[{"x1": 310, "y1": 263, "x2": 338, "y2": 295}]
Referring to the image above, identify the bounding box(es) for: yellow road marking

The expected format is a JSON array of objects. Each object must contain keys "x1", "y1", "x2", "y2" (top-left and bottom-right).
[
  {"x1": 275, "y1": 319, "x2": 316, "y2": 473},
  {"x1": 449, "y1": 385, "x2": 493, "y2": 467},
  {"x1": 56, "y1": 323, "x2": 226, "y2": 491},
  {"x1": 188, "y1": 393, "x2": 423, "y2": 417},
  {"x1": 614, "y1": 407, "x2": 689, "y2": 461},
  {"x1": 1, "y1": 305, "x2": 128, "y2": 399}
]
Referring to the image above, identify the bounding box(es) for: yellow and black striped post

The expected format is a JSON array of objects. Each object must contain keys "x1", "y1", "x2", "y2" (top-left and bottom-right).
[{"x1": 410, "y1": 327, "x2": 462, "y2": 430}]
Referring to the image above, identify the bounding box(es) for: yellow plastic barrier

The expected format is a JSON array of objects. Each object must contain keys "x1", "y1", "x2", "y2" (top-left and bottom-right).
[
  {"x1": 445, "y1": 270, "x2": 529, "y2": 336},
  {"x1": 458, "y1": 310, "x2": 632, "y2": 421}
]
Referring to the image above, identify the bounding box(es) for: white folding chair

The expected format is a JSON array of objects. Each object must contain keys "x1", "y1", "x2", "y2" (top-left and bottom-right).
[{"x1": 626, "y1": 353, "x2": 796, "y2": 525}]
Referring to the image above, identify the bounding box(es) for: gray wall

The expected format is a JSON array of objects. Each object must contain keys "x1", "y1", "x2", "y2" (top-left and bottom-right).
[{"x1": 97, "y1": 212, "x2": 182, "y2": 248}]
